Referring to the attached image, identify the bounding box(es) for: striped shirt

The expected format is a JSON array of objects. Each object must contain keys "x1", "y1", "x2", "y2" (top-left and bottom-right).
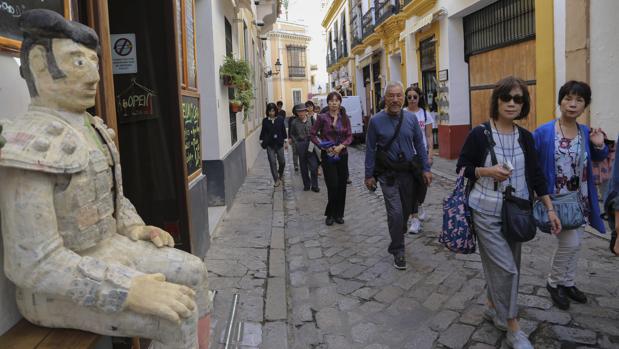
[{"x1": 469, "y1": 128, "x2": 529, "y2": 216}]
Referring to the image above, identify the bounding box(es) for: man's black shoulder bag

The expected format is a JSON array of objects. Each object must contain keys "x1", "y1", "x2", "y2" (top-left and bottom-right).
[{"x1": 374, "y1": 110, "x2": 404, "y2": 177}]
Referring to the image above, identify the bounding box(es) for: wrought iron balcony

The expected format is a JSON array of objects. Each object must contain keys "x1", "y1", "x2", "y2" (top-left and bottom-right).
[
  {"x1": 288, "y1": 66, "x2": 306, "y2": 78},
  {"x1": 326, "y1": 49, "x2": 337, "y2": 68},
  {"x1": 375, "y1": 0, "x2": 400, "y2": 27},
  {"x1": 361, "y1": 7, "x2": 375, "y2": 40},
  {"x1": 350, "y1": 8, "x2": 363, "y2": 48}
]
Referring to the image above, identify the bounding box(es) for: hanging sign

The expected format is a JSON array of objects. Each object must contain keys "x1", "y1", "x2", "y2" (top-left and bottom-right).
[
  {"x1": 111, "y1": 33, "x2": 138, "y2": 74},
  {"x1": 116, "y1": 78, "x2": 157, "y2": 121}
]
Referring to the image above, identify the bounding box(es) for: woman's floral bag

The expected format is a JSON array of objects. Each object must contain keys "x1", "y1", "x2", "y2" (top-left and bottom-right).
[{"x1": 440, "y1": 170, "x2": 476, "y2": 254}]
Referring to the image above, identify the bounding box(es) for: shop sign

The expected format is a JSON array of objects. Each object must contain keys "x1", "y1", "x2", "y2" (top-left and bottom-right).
[
  {"x1": 439, "y1": 69, "x2": 448, "y2": 82},
  {"x1": 111, "y1": 33, "x2": 138, "y2": 74},
  {"x1": 116, "y1": 79, "x2": 157, "y2": 121}
]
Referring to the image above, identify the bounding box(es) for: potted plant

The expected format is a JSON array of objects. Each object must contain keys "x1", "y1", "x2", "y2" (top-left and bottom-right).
[
  {"x1": 219, "y1": 55, "x2": 252, "y2": 87},
  {"x1": 237, "y1": 88, "x2": 254, "y2": 114},
  {"x1": 229, "y1": 99, "x2": 243, "y2": 113}
]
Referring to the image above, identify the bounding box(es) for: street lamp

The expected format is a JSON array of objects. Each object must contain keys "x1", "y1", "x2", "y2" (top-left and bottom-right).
[{"x1": 264, "y1": 58, "x2": 282, "y2": 78}]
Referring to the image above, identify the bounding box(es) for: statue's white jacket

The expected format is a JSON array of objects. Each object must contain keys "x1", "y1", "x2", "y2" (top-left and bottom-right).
[{"x1": 0, "y1": 106, "x2": 147, "y2": 313}]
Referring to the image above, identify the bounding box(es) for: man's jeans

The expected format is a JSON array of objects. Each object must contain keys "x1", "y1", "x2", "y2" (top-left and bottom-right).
[{"x1": 379, "y1": 172, "x2": 415, "y2": 256}]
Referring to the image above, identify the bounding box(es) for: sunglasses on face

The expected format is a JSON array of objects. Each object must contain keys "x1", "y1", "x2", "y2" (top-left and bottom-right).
[
  {"x1": 407, "y1": 94, "x2": 419, "y2": 100},
  {"x1": 499, "y1": 94, "x2": 525, "y2": 104}
]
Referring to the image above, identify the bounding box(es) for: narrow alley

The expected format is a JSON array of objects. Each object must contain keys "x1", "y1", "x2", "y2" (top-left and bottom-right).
[{"x1": 206, "y1": 147, "x2": 618, "y2": 349}]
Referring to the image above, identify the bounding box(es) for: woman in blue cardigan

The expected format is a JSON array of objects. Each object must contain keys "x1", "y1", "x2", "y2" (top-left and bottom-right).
[
  {"x1": 606, "y1": 134, "x2": 619, "y2": 256},
  {"x1": 533, "y1": 81, "x2": 608, "y2": 311}
]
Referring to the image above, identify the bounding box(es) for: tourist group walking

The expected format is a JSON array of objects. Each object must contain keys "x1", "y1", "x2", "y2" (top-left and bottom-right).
[{"x1": 260, "y1": 76, "x2": 618, "y2": 349}]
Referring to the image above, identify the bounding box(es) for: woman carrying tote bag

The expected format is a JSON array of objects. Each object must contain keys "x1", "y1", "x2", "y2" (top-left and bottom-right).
[
  {"x1": 533, "y1": 81, "x2": 608, "y2": 310},
  {"x1": 457, "y1": 76, "x2": 560, "y2": 349}
]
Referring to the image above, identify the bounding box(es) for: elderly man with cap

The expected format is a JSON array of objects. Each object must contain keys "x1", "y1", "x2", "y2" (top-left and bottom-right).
[
  {"x1": 289, "y1": 103, "x2": 320, "y2": 192},
  {"x1": 0, "y1": 9, "x2": 210, "y2": 349}
]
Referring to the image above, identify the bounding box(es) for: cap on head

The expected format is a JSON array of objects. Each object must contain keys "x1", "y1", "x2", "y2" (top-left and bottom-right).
[{"x1": 293, "y1": 103, "x2": 307, "y2": 116}]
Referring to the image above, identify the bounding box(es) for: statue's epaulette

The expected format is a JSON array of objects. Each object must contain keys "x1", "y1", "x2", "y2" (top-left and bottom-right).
[{"x1": 0, "y1": 110, "x2": 88, "y2": 174}]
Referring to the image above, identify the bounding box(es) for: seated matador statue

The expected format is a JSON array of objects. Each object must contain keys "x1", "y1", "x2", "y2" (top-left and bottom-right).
[{"x1": 0, "y1": 9, "x2": 211, "y2": 349}]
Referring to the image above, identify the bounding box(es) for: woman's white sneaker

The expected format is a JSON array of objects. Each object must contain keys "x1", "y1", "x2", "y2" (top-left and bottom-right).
[
  {"x1": 408, "y1": 217, "x2": 421, "y2": 234},
  {"x1": 506, "y1": 330, "x2": 533, "y2": 349}
]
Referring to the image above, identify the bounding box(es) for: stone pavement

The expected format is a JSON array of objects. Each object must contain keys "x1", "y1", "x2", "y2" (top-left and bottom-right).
[{"x1": 206, "y1": 147, "x2": 619, "y2": 349}]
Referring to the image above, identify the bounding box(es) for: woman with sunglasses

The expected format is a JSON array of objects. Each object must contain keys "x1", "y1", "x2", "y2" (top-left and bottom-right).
[
  {"x1": 533, "y1": 81, "x2": 608, "y2": 310},
  {"x1": 457, "y1": 76, "x2": 560, "y2": 349},
  {"x1": 404, "y1": 86, "x2": 434, "y2": 234}
]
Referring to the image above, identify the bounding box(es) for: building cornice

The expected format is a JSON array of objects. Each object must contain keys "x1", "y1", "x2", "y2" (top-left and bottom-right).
[
  {"x1": 401, "y1": 0, "x2": 437, "y2": 18},
  {"x1": 267, "y1": 30, "x2": 312, "y2": 42},
  {"x1": 321, "y1": 0, "x2": 346, "y2": 28}
]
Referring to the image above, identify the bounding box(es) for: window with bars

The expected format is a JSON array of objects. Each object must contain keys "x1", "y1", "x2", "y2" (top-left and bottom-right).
[
  {"x1": 287, "y1": 45, "x2": 307, "y2": 77},
  {"x1": 463, "y1": 0, "x2": 535, "y2": 59}
]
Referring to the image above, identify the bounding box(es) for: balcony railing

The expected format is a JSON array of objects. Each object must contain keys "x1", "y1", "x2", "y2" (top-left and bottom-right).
[
  {"x1": 350, "y1": 9, "x2": 363, "y2": 48},
  {"x1": 375, "y1": 0, "x2": 400, "y2": 27},
  {"x1": 361, "y1": 7, "x2": 375, "y2": 40},
  {"x1": 336, "y1": 41, "x2": 348, "y2": 60},
  {"x1": 288, "y1": 66, "x2": 306, "y2": 77},
  {"x1": 326, "y1": 49, "x2": 336, "y2": 68}
]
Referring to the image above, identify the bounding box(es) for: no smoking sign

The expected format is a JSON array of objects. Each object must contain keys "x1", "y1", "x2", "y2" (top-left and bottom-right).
[{"x1": 111, "y1": 33, "x2": 138, "y2": 74}]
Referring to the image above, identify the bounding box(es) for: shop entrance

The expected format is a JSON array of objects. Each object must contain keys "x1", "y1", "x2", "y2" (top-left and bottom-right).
[{"x1": 104, "y1": 0, "x2": 192, "y2": 250}]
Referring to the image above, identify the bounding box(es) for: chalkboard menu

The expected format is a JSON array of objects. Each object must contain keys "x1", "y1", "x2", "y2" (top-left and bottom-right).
[
  {"x1": 182, "y1": 95, "x2": 201, "y2": 178},
  {"x1": 0, "y1": 0, "x2": 66, "y2": 50}
]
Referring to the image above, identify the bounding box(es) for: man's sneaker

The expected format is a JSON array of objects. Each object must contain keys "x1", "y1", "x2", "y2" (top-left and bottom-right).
[
  {"x1": 273, "y1": 179, "x2": 281, "y2": 187},
  {"x1": 505, "y1": 330, "x2": 533, "y2": 349},
  {"x1": 482, "y1": 307, "x2": 507, "y2": 331},
  {"x1": 546, "y1": 282, "x2": 570, "y2": 310},
  {"x1": 393, "y1": 254, "x2": 407, "y2": 270},
  {"x1": 564, "y1": 285, "x2": 587, "y2": 304},
  {"x1": 418, "y1": 206, "x2": 427, "y2": 221},
  {"x1": 408, "y1": 217, "x2": 421, "y2": 234}
]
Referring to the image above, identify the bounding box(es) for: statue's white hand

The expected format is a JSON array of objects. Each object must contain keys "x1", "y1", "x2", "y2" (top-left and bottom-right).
[
  {"x1": 126, "y1": 273, "x2": 196, "y2": 323},
  {"x1": 126, "y1": 225, "x2": 175, "y2": 247}
]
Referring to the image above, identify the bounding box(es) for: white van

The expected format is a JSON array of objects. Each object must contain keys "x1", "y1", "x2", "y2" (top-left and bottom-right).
[{"x1": 313, "y1": 95, "x2": 365, "y2": 139}]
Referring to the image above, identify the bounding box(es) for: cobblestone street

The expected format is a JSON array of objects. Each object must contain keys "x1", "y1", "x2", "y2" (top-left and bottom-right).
[{"x1": 206, "y1": 147, "x2": 618, "y2": 349}]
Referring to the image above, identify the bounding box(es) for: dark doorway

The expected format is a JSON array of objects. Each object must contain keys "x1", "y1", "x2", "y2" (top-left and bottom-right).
[{"x1": 107, "y1": 0, "x2": 191, "y2": 250}]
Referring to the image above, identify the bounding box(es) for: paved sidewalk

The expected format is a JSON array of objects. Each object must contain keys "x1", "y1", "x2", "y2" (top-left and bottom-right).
[{"x1": 206, "y1": 147, "x2": 619, "y2": 348}]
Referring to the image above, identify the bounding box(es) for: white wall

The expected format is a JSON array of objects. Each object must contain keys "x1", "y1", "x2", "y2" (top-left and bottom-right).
[
  {"x1": 444, "y1": 17, "x2": 470, "y2": 125},
  {"x1": 404, "y1": 34, "x2": 418, "y2": 86},
  {"x1": 589, "y1": 0, "x2": 619, "y2": 136},
  {"x1": 388, "y1": 53, "x2": 402, "y2": 83},
  {"x1": 197, "y1": 0, "x2": 241, "y2": 161},
  {"x1": 0, "y1": 55, "x2": 30, "y2": 334}
]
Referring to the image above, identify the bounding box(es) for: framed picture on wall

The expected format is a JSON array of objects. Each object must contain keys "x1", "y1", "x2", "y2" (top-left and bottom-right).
[{"x1": 0, "y1": 0, "x2": 70, "y2": 54}]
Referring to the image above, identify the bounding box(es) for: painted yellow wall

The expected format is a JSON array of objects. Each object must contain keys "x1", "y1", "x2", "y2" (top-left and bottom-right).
[{"x1": 535, "y1": 0, "x2": 556, "y2": 125}]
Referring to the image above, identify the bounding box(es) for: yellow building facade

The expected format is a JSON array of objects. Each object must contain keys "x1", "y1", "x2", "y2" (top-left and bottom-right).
[
  {"x1": 331, "y1": 0, "x2": 558, "y2": 159},
  {"x1": 266, "y1": 20, "x2": 312, "y2": 115}
]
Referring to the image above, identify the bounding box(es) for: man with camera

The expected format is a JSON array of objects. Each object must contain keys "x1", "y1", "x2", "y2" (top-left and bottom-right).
[{"x1": 364, "y1": 82, "x2": 432, "y2": 270}]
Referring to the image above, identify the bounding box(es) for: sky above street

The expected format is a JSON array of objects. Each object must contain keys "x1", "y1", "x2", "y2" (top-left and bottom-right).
[{"x1": 284, "y1": 0, "x2": 328, "y2": 94}]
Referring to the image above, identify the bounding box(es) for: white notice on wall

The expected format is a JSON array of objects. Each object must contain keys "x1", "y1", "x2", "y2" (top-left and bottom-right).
[{"x1": 111, "y1": 33, "x2": 138, "y2": 74}]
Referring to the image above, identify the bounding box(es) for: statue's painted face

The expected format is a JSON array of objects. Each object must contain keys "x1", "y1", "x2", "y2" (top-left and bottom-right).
[{"x1": 29, "y1": 38, "x2": 100, "y2": 112}]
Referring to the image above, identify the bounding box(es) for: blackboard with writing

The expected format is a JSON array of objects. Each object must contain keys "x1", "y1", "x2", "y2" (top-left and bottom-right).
[
  {"x1": 0, "y1": 0, "x2": 65, "y2": 44},
  {"x1": 182, "y1": 95, "x2": 201, "y2": 177}
]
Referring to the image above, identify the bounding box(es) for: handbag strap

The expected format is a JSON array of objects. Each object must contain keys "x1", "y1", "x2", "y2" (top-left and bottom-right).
[
  {"x1": 576, "y1": 125, "x2": 586, "y2": 180},
  {"x1": 382, "y1": 109, "x2": 404, "y2": 152},
  {"x1": 482, "y1": 122, "x2": 499, "y2": 191}
]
